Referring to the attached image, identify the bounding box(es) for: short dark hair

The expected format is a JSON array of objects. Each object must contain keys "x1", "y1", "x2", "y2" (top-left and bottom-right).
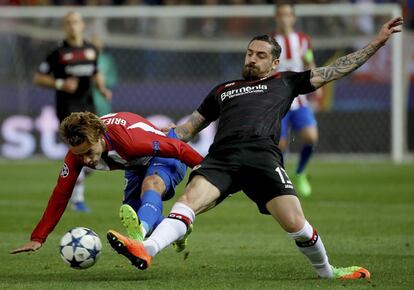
[{"x1": 248, "y1": 35, "x2": 282, "y2": 60}]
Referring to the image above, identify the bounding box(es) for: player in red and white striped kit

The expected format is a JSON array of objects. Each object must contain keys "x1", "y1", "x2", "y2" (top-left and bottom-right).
[
  {"x1": 271, "y1": 3, "x2": 322, "y2": 197},
  {"x1": 10, "y1": 112, "x2": 203, "y2": 254},
  {"x1": 34, "y1": 12, "x2": 113, "y2": 212}
]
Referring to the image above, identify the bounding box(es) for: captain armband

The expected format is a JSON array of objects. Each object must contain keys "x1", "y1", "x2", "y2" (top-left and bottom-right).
[{"x1": 304, "y1": 49, "x2": 314, "y2": 63}]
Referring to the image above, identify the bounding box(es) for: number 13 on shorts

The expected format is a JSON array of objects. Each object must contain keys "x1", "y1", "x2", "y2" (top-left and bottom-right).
[{"x1": 275, "y1": 167, "x2": 292, "y2": 185}]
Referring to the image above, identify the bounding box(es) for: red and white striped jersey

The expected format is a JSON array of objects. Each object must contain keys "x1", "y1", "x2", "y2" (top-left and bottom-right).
[
  {"x1": 30, "y1": 112, "x2": 203, "y2": 243},
  {"x1": 272, "y1": 31, "x2": 313, "y2": 110}
]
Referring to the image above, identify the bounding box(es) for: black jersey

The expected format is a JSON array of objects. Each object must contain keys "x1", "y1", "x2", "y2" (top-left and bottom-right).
[
  {"x1": 37, "y1": 40, "x2": 99, "y2": 122},
  {"x1": 197, "y1": 70, "x2": 315, "y2": 147}
]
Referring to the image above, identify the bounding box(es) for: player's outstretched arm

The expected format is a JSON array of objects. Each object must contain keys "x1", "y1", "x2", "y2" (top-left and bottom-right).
[
  {"x1": 10, "y1": 241, "x2": 42, "y2": 254},
  {"x1": 174, "y1": 110, "x2": 211, "y2": 142},
  {"x1": 310, "y1": 16, "x2": 403, "y2": 89},
  {"x1": 93, "y1": 72, "x2": 112, "y2": 100}
]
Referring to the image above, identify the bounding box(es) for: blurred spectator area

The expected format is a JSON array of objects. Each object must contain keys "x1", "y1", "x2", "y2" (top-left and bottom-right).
[{"x1": 0, "y1": 2, "x2": 412, "y2": 154}]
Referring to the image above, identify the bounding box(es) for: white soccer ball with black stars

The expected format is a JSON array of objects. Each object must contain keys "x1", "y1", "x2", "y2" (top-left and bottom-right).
[{"x1": 59, "y1": 227, "x2": 102, "y2": 269}]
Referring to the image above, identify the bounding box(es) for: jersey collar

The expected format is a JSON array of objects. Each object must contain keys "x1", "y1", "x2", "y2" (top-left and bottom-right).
[{"x1": 102, "y1": 132, "x2": 114, "y2": 152}]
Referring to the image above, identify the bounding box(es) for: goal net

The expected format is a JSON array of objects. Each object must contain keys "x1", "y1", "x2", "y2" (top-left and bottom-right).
[{"x1": 0, "y1": 3, "x2": 409, "y2": 162}]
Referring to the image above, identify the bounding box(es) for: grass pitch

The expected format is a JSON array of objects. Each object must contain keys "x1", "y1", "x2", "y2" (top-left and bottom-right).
[{"x1": 0, "y1": 159, "x2": 413, "y2": 289}]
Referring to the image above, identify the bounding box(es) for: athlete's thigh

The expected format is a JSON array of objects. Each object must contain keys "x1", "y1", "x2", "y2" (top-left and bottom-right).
[
  {"x1": 241, "y1": 151, "x2": 296, "y2": 214},
  {"x1": 145, "y1": 156, "x2": 187, "y2": 201},
  {"x1": 123, "y1": 169, "x2": 146, "y2": 210},
  {"x1": 186, "y1": 151, "x2": 242, "y2": 213},
  {"x1": 298, "y1": 125, "x2": 318, "y2": 144},
  {"x1": 290, "y1": 106, "x2": 317, "y2": 132},
  {"x1": 265, "y1": 195, "x2": 305, "y2": 233},
  {"x1": 178, "y1": 174, "x2": 222, "y2": 215}
]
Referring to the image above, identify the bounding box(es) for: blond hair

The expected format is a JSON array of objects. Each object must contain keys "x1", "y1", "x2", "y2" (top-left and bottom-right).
[{"x1": 60, "y1": 112, "x2": 106, "y2": 146}]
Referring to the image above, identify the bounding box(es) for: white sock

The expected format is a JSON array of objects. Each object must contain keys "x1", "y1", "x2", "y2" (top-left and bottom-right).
[
  {"x1": 141, "y1": 221, "x2": 148, "y2": 238},
  {"x1": 288, "y1": 220, "x2": 333, "y2": 278},
  {"x1": 143, "y1": 202, "x2": 195, "y2": 257},
  {"x1": 71, "y1": 170, "x2": 85, "y2": 203}
]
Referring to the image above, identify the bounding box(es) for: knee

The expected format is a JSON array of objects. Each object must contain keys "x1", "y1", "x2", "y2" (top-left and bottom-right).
[
  {"x1": 281, "y1": 215, "x2": 306, "y2": 233},
  {"x1": 142, "y1": 175, "x2": 166, "y2": 194},
  {"x1": 304, "y1": 136, "x2": 318, "y2": 145},
  {"x1": 278, "y1": 139, "x2": 287, "y2": 151},
  {"x1": 302, "y1": 128, "x2": 318, "y2": 145}
]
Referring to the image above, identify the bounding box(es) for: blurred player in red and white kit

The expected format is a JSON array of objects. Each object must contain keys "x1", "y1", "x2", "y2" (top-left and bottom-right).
[
  {"x1": 34, "y1": 11, "x2": 112, "y2": 212},
  {"x1": 10, "y1": 112, "x2": 203, "y2": 255},
  {"x1": 271, "y1": 3, "x2": 322, "y2": 197}
]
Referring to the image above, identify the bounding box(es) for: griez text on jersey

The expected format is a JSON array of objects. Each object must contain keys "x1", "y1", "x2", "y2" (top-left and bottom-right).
[{"x1": 102, "y1": 117, "x2": 127, "y2": 126}]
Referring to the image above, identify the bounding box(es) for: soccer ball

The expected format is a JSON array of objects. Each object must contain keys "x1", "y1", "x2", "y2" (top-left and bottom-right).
[{"x1": 59, "y1": 227, "x2": 102, "y2": 269}]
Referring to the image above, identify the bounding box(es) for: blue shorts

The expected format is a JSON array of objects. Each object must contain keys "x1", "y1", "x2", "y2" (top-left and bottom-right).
[
  {"x1": 280, "y1": 106, "x2": 317, "y2": 139},
  {"x1": 123, "y1": 129, "x2": 187, "y2": 210}
]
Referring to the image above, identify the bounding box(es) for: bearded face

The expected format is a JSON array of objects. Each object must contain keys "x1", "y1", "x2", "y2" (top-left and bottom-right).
[
  {"x1": 242, "y1": 63, "x2": 261, "y2": 81},
  {"x1": 242, "y1": 40, "x2": 278, "y2": 81}
]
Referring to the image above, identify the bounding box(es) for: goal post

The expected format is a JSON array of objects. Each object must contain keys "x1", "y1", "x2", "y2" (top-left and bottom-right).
[{"x1": 0, "y1": 3, "x2": 409, "y2": 162}]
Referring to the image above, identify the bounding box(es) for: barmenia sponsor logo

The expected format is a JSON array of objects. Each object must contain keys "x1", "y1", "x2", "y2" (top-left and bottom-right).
[{"x1": 220, "y1": 84, "x2": 268, "y2": 101}]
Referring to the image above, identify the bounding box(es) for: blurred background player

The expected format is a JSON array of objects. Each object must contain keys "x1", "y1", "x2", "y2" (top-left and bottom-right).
[
  {"x1": 10, "y1": 111, "x2": 202, "y2": 255},
  {"x1": 271, "y1": 3, "x2": 323, "y2": 197},
  {"x1": 33, "y1": 11, "x2": 112, "y2": 212},
  {"x1": 91, "y1": 34, "x2": 118, "y2": 116}
]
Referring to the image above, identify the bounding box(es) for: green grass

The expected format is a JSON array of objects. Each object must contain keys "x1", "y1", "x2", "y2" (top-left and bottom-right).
[{"x1": 1, "y1": 159, "x2": 413, "y2": 289}]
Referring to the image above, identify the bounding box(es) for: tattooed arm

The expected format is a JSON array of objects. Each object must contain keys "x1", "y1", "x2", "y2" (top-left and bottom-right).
[
  {"x1": 310, "y1": 16, "x2": 403, "y2": 89},
  {"x1": 174, "y1": 110, "x2": 211, "y2": 142}
]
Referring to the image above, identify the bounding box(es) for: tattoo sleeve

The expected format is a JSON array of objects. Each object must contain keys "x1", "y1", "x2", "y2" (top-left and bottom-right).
[
  {"x1": 175, "y1": 111, "x2": 210, "y2": 142},
  {"x1": 310, "y1": 42, "x2": 382, "y2": 89}
]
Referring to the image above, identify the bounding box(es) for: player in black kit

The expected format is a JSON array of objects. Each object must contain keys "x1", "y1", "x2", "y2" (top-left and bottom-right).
[
  {"x1": 106, "y1": 17, "x2": 403, "y2": 279},
  {"x1": 34, "y1": 11, "x2": 112, "y2": 212}
]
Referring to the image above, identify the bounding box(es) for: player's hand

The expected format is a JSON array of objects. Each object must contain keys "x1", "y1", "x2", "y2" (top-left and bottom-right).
[
  {"x1": 10, "y1": 241, "x2": 42, "y2": 254},
  {"x1": 62, "y1": 77, "x2": 79, "y2": 94},
  {"x1": 101, "y1": 88, "x2": 113, "y2": 101},
  {"x1": 373, "y1": 16, "x2": 403, "y2": 46},
  {"x1": 161, "y1": 123, "x2": 177, "y2": 134}
]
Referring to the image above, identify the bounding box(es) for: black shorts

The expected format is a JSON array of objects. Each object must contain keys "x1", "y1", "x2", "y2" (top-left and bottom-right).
[
  {"x1": 56, "y1": 102, "x2": 95, "y2": 123},
  {"x1": 189, "y1": 137, "x2": 297, "y2": 215}
]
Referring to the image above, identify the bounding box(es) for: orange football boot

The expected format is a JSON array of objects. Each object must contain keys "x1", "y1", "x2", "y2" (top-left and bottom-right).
[{"x1": 107, "y1": 229, "x2": 152, "y2": 270}]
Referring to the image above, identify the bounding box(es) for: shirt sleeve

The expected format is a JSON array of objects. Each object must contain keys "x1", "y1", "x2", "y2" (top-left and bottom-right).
[
  {"x1": 37, "y1": 50, "x2": 56, "y2": 75},
  {"x1": 196, "y1": 87, "x2": 221, "y2": 122},
  {"x1": 30, "y1": 152, "x2": 83, "y2": 243},
  {"x1": 126, "y1": 128, "x2": 203, "y2": 168},
  {"x1": 284, "y1": 70, "x2": 316, "y2": 96},
  {"x1": 92, "y1": 45, "x2": 99, "y2": 75}
]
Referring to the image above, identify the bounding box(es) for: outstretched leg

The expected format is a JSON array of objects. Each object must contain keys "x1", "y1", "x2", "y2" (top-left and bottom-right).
[
  {"x1": 143, "y1": 175, "x2": 220, "y2": 257},
  {"x1": 120, "y1": 174, "x2": 165, "y2": 241},
  {"x1": 108, "y1": 175, "x2": 220, "y2": 270},
  {"x1": 265, "y1": 195, "x2": 369, "y2": 279}
]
